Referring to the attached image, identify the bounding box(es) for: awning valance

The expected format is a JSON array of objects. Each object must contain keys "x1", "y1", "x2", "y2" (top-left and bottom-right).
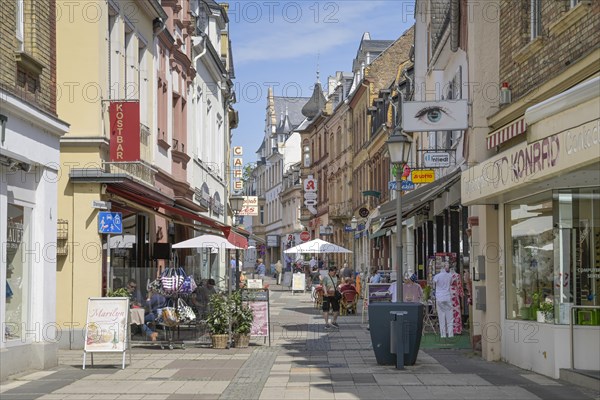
[
  {"x1": 369, "y1": 228, "x2": 389, "y2": 240},
  {"x1": 486, "y1": 117, "x2": 527, "y2": 149},
  {"x1": 107, "y1": 185, "x2": 234, "y2": 237}
]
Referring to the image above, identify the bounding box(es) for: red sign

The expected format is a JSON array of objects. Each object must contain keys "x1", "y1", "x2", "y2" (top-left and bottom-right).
[
  {"x1": 300, "y1": 231, "x2": 310, "y2": 242},
  {"x1": 109, "y1": 102, "x2": 140, "y2": 161}
]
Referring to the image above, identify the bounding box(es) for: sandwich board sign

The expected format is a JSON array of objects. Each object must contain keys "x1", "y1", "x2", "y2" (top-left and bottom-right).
[{"x1": 82, "y1": 297, "x2": 130, "y2": 369}]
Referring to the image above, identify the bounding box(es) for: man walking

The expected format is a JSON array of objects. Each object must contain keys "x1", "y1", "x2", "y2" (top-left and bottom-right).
[
  {"x1": 433, "y1": 263, "x2": 454, "y2": 338},
  {"x1": 322, "y1": 266, "x2": 340, "y2": 330}
]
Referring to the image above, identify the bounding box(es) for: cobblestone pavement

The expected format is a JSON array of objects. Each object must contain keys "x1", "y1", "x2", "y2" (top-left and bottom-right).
[{"x1": 1, "y1": 278, "x2": 598, "y2": 400}]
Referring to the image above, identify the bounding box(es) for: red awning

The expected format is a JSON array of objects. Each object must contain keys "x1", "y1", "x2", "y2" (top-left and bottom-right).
[
  {"x1": 107, "y1": 185, "x2": 248, "y2": 247},
  {"x1": 107, "y1": 185, "x2": 225, "y2": 230},
  {"x1": 222, "y1": 227, "x2": 249, "y2": 249}
]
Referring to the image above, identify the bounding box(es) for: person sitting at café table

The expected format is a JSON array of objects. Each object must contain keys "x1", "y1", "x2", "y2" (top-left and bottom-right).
[
  {"x1": 142, "y1": 289, "x2": 164, "y2": 341},
  {"x1": 191, "y1": 279, "x2": 217, "y2": 318},
  {"x1": 126, "y1": 279, "x2": 144, "y2": 307},
  {"x1": 338, "y1": 277, "x2": 357, "y2": 294}
]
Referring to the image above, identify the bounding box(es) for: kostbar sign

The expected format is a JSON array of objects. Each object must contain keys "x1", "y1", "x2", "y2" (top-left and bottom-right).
[{"x1": 109, "y1": 102, "x2": 140, "y2": 161}]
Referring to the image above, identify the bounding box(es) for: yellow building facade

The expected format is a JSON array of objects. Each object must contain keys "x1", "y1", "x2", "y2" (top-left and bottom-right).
[{"x1": 56, "y1": 0, "x2": 165, "y2": 348}]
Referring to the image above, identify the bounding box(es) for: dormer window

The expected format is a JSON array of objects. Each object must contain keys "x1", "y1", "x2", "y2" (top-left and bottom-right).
[{"x1": 303, "y1": 144, "x2": 311, "y2": 167}]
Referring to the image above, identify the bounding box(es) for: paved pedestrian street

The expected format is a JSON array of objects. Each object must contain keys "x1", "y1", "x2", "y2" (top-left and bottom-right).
[{"x1": 1, "y1": 283, "x2": 598, "y2": 400}]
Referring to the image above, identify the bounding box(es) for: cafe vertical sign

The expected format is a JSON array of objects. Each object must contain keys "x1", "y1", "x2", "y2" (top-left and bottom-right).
[{"x1": 109, "y1": 101, "x2": 140, "y2": 161}]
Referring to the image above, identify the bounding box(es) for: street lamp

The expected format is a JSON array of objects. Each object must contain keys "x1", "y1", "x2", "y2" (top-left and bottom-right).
[
  {"x1": 350, "y1": 216, "x2": 358, "y2": 273},
  {"x1": 230, "y1": 195, "x2": 245, "y2": 290},
  {"x1": 386, "y1": 128, "x2": 412, "y2": 303}
]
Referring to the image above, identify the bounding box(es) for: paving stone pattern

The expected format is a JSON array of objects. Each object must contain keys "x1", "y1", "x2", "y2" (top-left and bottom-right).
[{"x1": 0, "y1": 279, "x2": 597, "y2": 400}]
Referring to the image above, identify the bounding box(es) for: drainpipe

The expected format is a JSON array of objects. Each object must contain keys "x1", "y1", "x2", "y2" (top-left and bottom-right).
[{"x1": 192, "y1": 32, "x2": 208, "y2": 66}]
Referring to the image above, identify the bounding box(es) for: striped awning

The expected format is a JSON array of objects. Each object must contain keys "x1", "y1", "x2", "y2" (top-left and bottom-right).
[{"x1": 487, "y1": 117, "x2": 527, "y2": 149}]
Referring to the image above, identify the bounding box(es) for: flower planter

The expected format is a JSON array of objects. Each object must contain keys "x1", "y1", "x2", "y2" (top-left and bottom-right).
[
  {"x1": 234, "y1": 333, "x2": 250, "y2": 348},
  {"x1": 536, "y1": 311, "x2": 545, "y2": 323},
  {"x1": 211, "y1": 334, "x2": 229, "y2": 349}
]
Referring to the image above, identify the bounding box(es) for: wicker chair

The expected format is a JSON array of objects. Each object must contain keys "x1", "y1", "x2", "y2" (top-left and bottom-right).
[{"x1": 340, "y1": 290, "x2": 358, "y2": 316}]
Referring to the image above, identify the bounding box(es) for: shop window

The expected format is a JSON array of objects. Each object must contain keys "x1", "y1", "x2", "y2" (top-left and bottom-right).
[
  {"x1": 505, "y1": 188, "x2": 600, "y2": 324},
  {"x1": 5, "y1": 204, "x2": 31, "y2": 341},
  {"x1": 505, "y1": 192, "x2": 554, "y2": 322},
  {"x1": 554, "y1": 188, "x2": 600, "y2": 325}
]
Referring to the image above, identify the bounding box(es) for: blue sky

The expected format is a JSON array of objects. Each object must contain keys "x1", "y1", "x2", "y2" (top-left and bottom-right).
[{"x1": 228, "y1": 0, "x2": 415, "y2": 161}]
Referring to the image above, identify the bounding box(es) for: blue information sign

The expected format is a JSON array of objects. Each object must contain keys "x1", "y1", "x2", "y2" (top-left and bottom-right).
[
  {"x1": 388, "y1": 180, "x2": 415, "y2": 191},
  {"x1": 98, "y1": 212, "x2": 123, "y2": 234}
]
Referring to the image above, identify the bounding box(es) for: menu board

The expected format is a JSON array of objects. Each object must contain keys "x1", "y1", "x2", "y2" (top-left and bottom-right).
[
  {"x1": 242, "y1": 289, "x2": 270, "y2": 340},
  {"x1": 84, "y1": 297, "x2": 129, "y2": 352},
  {"x1": 292, "y1": 273, "x2": 305, "y2": 292},
  {"x1": 282, "y1": 271, "x2": 293, "y2": 287},
  {"x1": 249, "y1": 301, "x2": 269, "y2": 336}
]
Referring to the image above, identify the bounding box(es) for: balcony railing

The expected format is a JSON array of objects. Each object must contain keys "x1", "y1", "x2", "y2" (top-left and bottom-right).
[
  {"x1": 103, "y1": 160, "x2": 157, "y2": 186},
  {"x1": 329, "y1": 201, "x2": 352, "y2": 220}
]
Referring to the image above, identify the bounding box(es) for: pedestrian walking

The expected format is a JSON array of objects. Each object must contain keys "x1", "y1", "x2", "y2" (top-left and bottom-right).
[
  {"x1": 322, "y1": 266, "x2": 340, "y2": 330},
  {"x1": 256, "y1": 258, "x2": 266, "y2": 279},
  {"x1": 275, "y1": 259, "x2": 283, "y2": 285},
  {"x1": 433, "y1": 263, "x2": 454, "y2": 338}
]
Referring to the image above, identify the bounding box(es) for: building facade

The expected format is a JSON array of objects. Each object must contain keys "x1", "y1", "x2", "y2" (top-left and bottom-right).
[
  {"x1": 55, "y1": 0, "x2": 239, "y2": 349},
  {"x1": 462, "y1": 0, "x2": 600, "y2": 378},
  {"x1": 0, "y1": 0, "x2": 69, "y2": 380},
  {"x1": 253, "y1": 88, "x2": 308, "y2": 270}
]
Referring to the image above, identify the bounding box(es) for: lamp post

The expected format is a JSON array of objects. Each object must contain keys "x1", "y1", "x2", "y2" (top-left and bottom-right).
[
  {"x1": 230, "y1": 195, "x2": 245, "y2": 290},
  {"x1": 350, "y1": 216, "x2": 358, "y2": 273},
  {"x1": 386, "y1": 129, "x2": 412, "y2": 303}
]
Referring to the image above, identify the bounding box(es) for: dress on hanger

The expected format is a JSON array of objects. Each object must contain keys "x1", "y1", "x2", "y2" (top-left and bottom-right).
[{"x1": 450, "y1": 270, "x2": 464, "y2": 335}]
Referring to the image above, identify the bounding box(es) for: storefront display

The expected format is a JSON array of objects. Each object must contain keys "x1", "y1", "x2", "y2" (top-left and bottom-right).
[
  {"x1": 4, "y1": 204, "x2": 30, "y2": 341},
  {"x1": 505, "y1": 188, "x2": 600, "y2": 324}
]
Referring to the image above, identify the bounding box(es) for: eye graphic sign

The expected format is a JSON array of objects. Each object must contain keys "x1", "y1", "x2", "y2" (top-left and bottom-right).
[{"x1": 401, "y1": 100, "x2": 468, "y2": 132}]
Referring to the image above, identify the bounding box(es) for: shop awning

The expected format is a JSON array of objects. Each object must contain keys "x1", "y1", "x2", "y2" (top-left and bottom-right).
[
  {"x1": 369, "y1": 228, "x2": 389, "y2": 239},
  {"x1": 107, "y1": 185, "x2": 231, "y2": 235},
  {"x1": 222, "y1": 226, "x2": 249, "y2": 249},
  {"x1": 486, "y1": 117, "x2": 527, "y2": 149},
  {"x1": 378, "y1": 167, "x2": 462, "y2": 224}
]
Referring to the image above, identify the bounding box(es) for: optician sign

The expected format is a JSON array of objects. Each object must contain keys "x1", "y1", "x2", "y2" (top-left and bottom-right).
[
  {"x1": 423, "y1": 152, "x2": 450, "y2": 168},
  {"x1": 402, "y1": 100, "x2": 468, "y2": 132}
]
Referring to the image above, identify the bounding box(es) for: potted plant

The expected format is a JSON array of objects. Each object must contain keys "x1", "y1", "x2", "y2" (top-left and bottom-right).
[
  {"x1": 205, "y1": 293, "x2": 234, "y2": 348},
  {"x1": 538, "y1": 298, "x2": 554, "y2": 323},
  {"x1": 423, "y1": 285, "x2": 432, "y2": 302},
  {"x1": 107, "y1": 288, "x2": 130, "y2": 297},
  {"x1": 231, "y1": 291, "x2": 254, "y2": 348}
]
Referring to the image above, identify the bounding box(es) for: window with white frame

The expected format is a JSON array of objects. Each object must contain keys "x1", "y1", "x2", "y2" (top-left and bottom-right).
[
  {"x1": 15, "y1": 0, "x2": 24, "y2": 51},
  {"x1": 138, "y1": 42, "x2": 148, "y2": 124},
  {"x1": 108, "y1": 10, "x2": 121, "y2": 99},
  {"x1": 124, "y1": 28, "x2": 137, "y2": 99},
  {"x1": 530, "y1": 0, "x2": 542, "y2": 40}
]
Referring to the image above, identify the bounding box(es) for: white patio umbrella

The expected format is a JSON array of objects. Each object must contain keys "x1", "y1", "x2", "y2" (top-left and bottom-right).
[
  {"x1": 172, "y1": 234, "x2": 243, "y2": 250},
  {"x1": 284, "y1": 238, "x2": 352, "y2": 254}
]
